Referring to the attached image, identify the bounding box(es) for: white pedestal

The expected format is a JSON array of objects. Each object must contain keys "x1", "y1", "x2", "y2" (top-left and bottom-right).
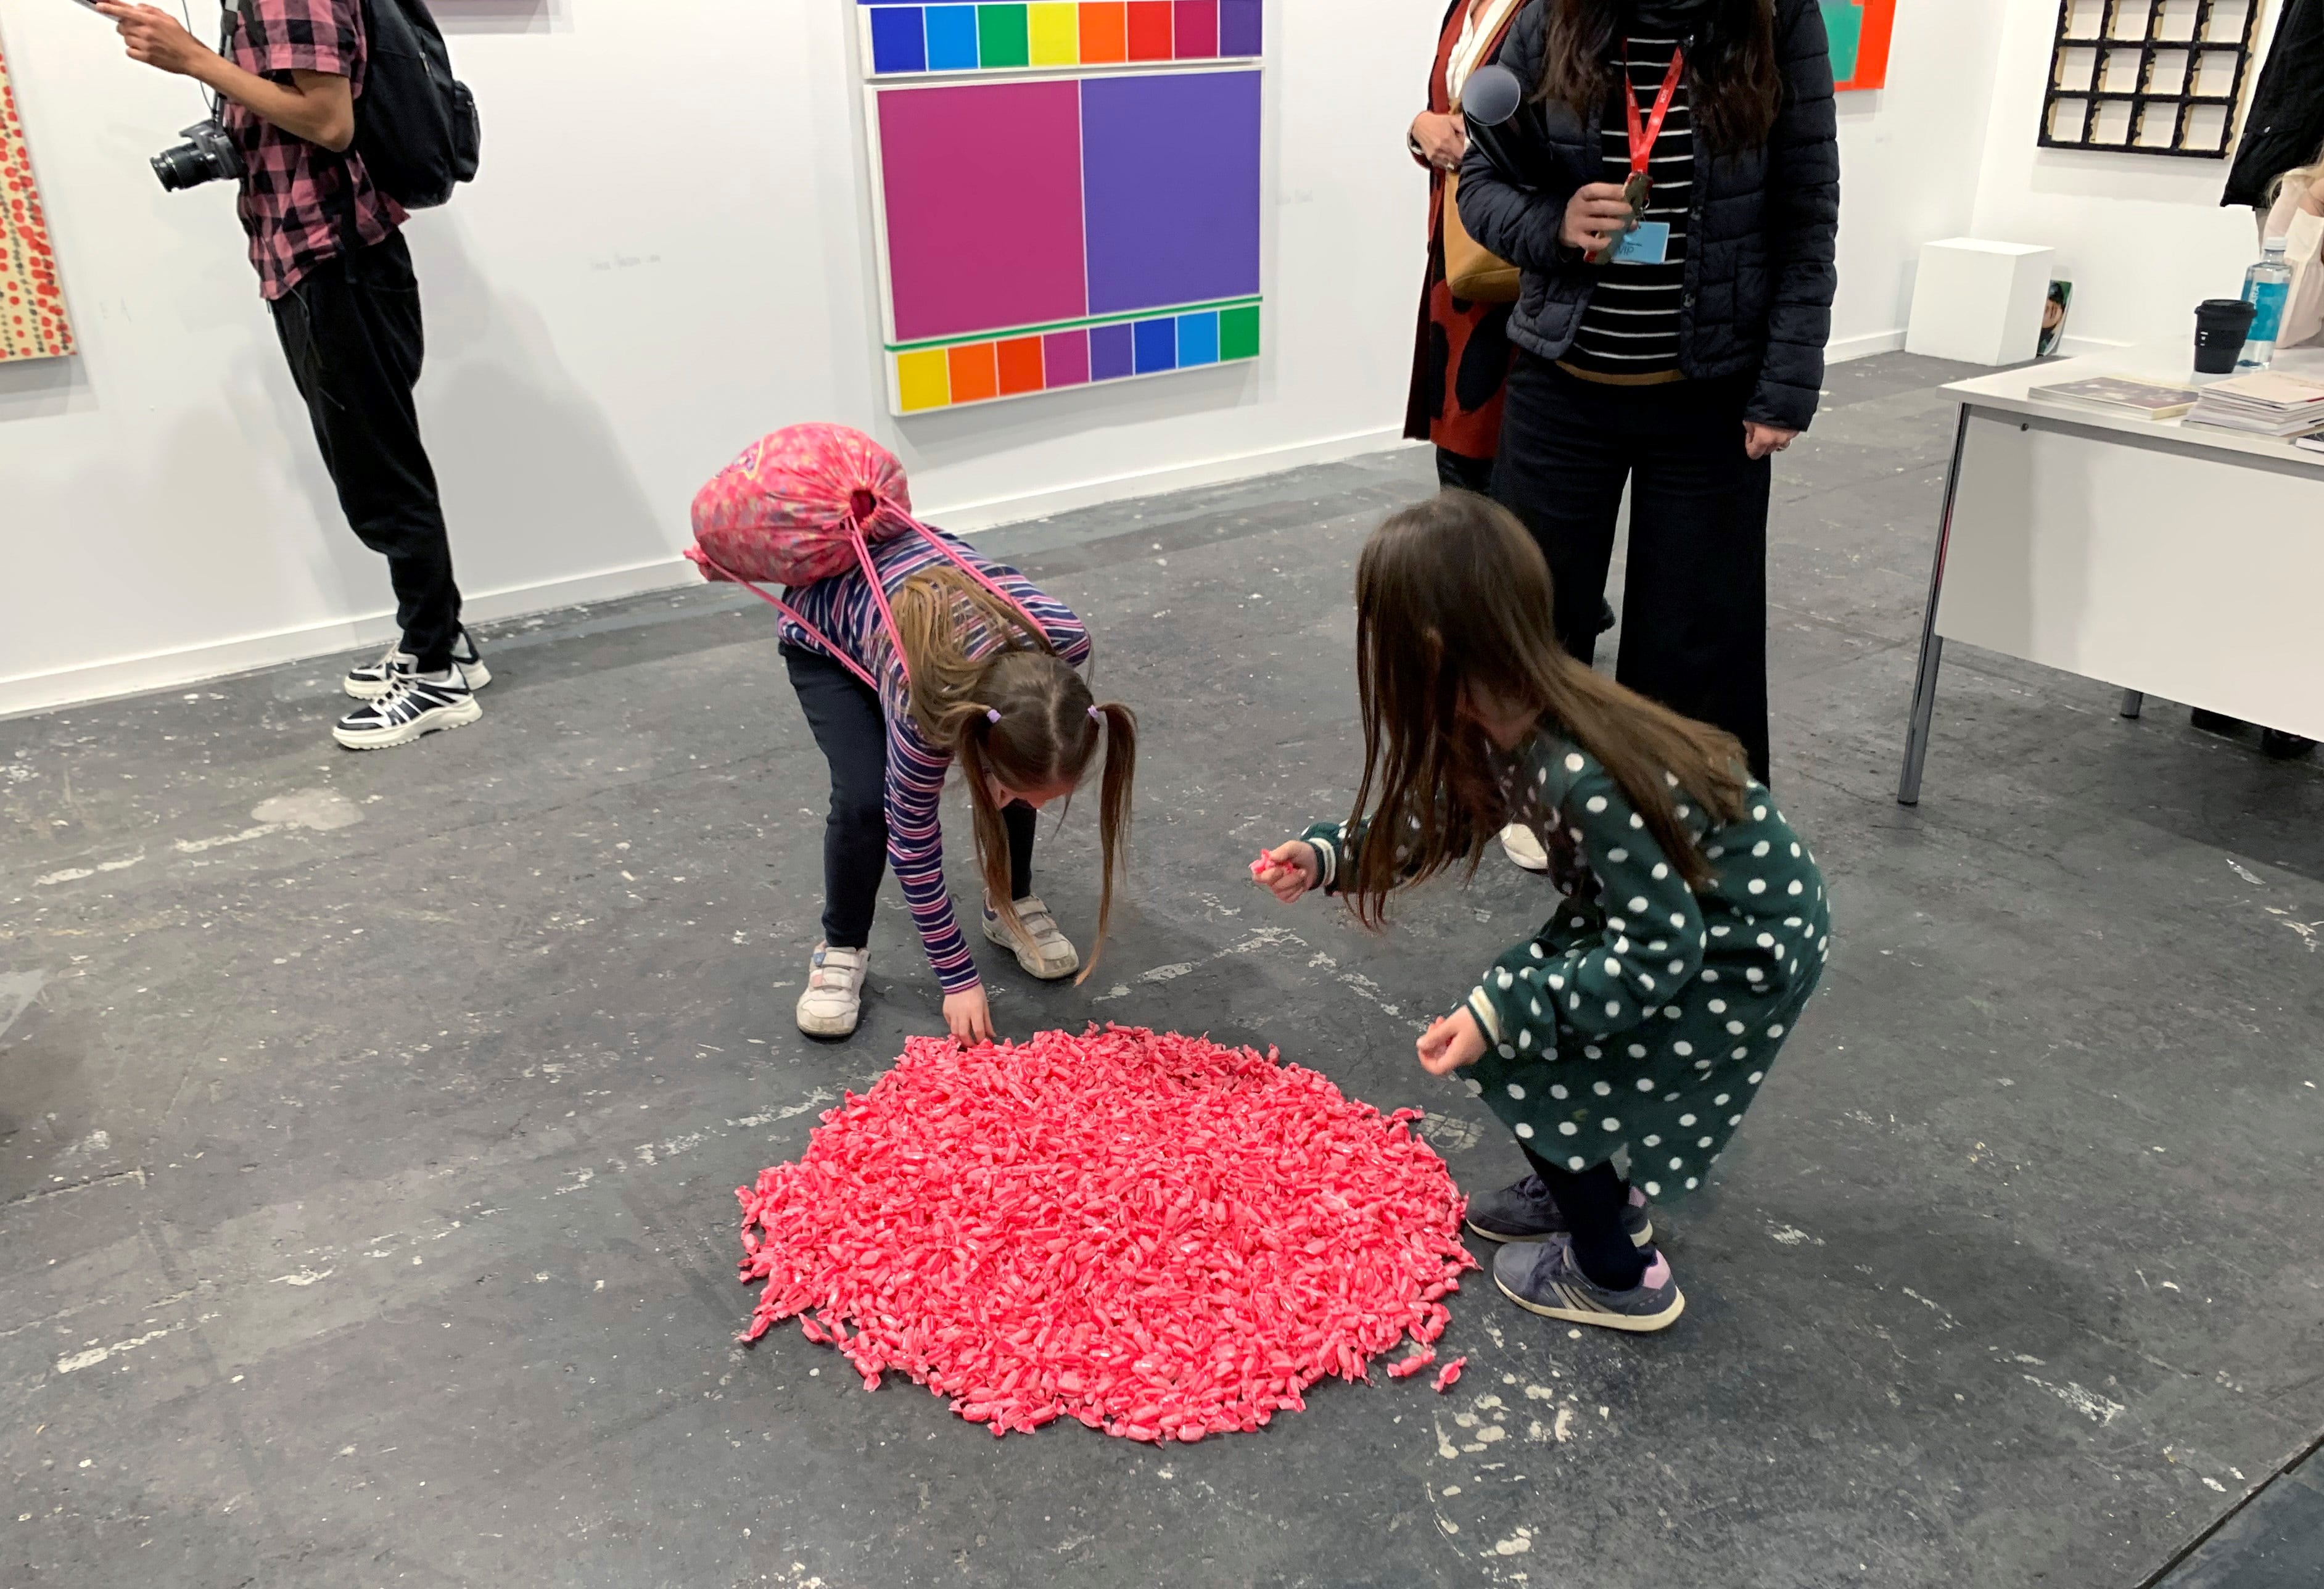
[{"x1": 1905, "y1": 239, "x2": 2056, "y2": 366}]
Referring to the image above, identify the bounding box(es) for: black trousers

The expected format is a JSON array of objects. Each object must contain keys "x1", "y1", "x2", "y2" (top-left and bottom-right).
[
  {"x1": 1492, "y1": 353, "x2": 1773, "y2": 783},
  {"x1": 1442, "y1": 444, "x2": 1620, "y2": 641},
  {"x1": 1435, "y1": 445, "x2": 1497, "y2": 494},
  {"x1": 785, "y1": 645, "x2": 1036, "y2": 951},
  {"x1": 270, "y1": 232, "x2": 464, "y2": 672}
]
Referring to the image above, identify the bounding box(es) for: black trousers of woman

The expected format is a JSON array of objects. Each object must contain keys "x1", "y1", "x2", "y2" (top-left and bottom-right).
[
  {"x1": 1492, "y1": 353, "x2": 1773, "y2": 783},
  {"x1": 784, "y1": 645, "x2": 1035, "y2": 950}
]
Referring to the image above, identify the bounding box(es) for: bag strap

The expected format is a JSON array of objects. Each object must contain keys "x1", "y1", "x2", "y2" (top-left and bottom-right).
[
  {"x1": 696, "y1": 548, "x2": 883, "y2": 694},
  {"x1": 703, "y1": 515, "x2": 1060, "y2": 707},
  {"x1": 898, "y1": 517, "x2": 1056, "y2": 648}
]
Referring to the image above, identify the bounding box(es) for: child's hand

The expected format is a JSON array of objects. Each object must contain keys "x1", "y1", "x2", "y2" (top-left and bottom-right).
[
  {"x1": 1250, "y1": 841, "x2": 1319, "y2": 903},
  {"x1": 1416, "y1": 1009, "x2": 1487, "y2": 1076},
  {"x1": 943, "y1": 985, "x2": 995, "y2": 1045}
]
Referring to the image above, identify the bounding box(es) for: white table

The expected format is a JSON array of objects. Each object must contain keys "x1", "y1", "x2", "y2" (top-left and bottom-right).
[{"x1": 1897, "y1": 341, "x2": 2324, "y2": 804}]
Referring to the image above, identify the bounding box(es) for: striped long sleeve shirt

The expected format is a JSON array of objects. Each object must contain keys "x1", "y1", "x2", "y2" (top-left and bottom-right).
[
  {"x1": 1566, "y1": 36, "x2": 1692, "y2": 378},
  {"x1": 778, "y1": 531, "x2": 1089, "y2": 994}
]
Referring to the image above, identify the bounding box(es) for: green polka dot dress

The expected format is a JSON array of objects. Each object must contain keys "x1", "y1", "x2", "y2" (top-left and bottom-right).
[{"x1": 1303, "y1": 732, "x2": 1829, "y2": 1201}]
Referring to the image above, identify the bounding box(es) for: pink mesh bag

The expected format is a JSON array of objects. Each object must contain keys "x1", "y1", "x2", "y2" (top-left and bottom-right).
[{"x1": 687, "y1": 423, "x2": 1048, "y2": 691}]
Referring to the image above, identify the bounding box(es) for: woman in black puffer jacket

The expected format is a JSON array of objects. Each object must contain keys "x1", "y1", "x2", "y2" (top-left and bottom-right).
[{"x1": 1459, "y1": 0, "x2": 1837, "y2": 784}]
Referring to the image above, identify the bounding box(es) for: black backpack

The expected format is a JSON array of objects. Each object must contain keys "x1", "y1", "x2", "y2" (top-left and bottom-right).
[{"x1": 356, "y1": 0, "x2": 480, "y2": 209}]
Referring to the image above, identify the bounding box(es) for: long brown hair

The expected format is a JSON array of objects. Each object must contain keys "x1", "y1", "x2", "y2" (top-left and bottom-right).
[
  {"x1": 888, "y1": 567, "x2": 1136, "y2": 981},
  {"x1": 1537, "y1": 0, "x2": 1782, "y2": 154},
  {"x1": 1343, "y1": 492, "x2": 1748, "y2": 926}
]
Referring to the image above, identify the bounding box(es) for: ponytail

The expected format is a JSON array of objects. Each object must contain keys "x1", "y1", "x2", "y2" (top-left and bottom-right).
[
  {"x1": 1084, "y1": 701, "x2": 1139, "y2": 981},
  {"x1": 893, "y1": 567, "x2": 1138, "y2": 981}
]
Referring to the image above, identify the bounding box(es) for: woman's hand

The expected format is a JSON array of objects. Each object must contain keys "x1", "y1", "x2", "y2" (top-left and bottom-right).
[
  {"x1": 1744, "y1": 423, "x2": 1799, "y2": 461},
  {"x1": 1251, "y1": 841, "x2": 1320, "y2": 904},
  {"x1": 1416, "y1": 1009, "x2": 1488, "y2": 1076},
  {"x1": 1411, "y1": 110, "x2": 1469, "y2": 172},
  {"x1": 1562, "y1": 182, "x2": 1638, "y2": 255},
  {"x1": 943, "y1": 985, "x2": 995, "y2": 1046}
]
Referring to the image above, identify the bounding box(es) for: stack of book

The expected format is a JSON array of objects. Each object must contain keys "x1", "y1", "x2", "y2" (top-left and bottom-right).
[
  {"x1": 2029, "y1": 376, "x2": 2202, "y2": 420},
  {"x1": 2182, "y1": 371, "x2": 2324, "y2": 437}
]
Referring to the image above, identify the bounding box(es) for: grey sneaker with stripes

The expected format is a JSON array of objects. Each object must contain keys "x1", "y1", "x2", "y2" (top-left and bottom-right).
[
  {"x1": 1494, "y1": 1234, "x2": 1686, "y2": 1334},
  {"x1": 344, "y1": 629, "x2": 492, "y2": 700},
  {"x1": 1465, "y1": 1175, "x2": 1654, "y2": 1248},
  {"x1": 332, "y1": 670, "x2": 482, "y2": 751}
]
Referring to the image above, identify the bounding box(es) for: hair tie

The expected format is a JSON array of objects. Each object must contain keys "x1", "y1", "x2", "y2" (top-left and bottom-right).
[
  {"x1": 1089, "y1": 706, "x2": 1103, "y2": 724},
  {"x1": 986, "y1": 708, "x2": 1002, "y2": 725}
]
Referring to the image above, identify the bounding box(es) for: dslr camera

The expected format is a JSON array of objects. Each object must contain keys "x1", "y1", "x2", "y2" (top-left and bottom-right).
[{"x1": 152, "y1": 118, "x2": 245, "y2": 191}]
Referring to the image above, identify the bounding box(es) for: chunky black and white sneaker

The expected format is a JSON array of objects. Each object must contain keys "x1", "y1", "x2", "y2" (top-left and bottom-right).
[
  {"x1": 343, "y1": 629, "x2": 492, "y2": 700},
  {"x1": 332, "y1": 670, "x2": 482, "y2": 750}
]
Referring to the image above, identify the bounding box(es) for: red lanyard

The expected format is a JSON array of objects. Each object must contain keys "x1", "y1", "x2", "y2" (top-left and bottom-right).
[{"x1": 1624, "y1": 49, "x2": 1687, "y2": 177}]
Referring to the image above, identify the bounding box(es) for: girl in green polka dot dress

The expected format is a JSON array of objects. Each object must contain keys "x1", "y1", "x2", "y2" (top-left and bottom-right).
[{"x1": 1255, "y1": 492, "x2": 1829, "y2": 1334}]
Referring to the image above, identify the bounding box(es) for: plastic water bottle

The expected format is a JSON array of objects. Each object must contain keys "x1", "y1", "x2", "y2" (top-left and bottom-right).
[{"x1": 2237, "y1": 237, "x2": 2293, "y2": 371}]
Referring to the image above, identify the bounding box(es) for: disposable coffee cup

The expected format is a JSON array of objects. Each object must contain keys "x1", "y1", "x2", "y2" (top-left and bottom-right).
[{"x1": 2193, "y1": 297, "x2": 2257, "y2": 375}]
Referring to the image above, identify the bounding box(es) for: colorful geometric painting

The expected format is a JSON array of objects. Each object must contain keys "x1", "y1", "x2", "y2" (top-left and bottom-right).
[
  {"x1": 857, "y1": 0, "x2": 1262, "y2": 78},
  {"x1": 865, "y1": 65, "x2": 1263, "y2": 414},
  {"x1": 1819, "y1": 0, "x2": 1894, "y2": 92},
  {"x1": 0, "y1": 31, "x2": 73, "y2": 363}
]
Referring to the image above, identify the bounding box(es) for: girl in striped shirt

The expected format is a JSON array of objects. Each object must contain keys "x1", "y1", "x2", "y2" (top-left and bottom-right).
[{"x1": 780, "y1": 529, "x2": 1137, "y2": 1042}]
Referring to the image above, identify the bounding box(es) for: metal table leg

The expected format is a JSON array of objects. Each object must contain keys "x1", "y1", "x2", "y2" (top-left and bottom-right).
[
  {"x1": 2120, "y1": 690, "x2": 2145, "y2": 719},
  {"x1": 1898, "y1": 407, "x2": 1972, "y2": 806}
]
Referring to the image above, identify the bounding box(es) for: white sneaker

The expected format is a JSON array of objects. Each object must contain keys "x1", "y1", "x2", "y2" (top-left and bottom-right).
[
  {"x1": 331, "y1": 670, "x2": 482, "y2": 750},
  {"x1": 1500, "y1": 823, "x2": 1551, "y2": 872},
  {"x1": 796, "y1": 944, "x2": 868, "y2": 1038},
  {"x1": 982, "y1": 894, "x2": 1079, "y2": 980},
  {"x1": 344, "y1": 629, "x2": 492, "y2": 700}
]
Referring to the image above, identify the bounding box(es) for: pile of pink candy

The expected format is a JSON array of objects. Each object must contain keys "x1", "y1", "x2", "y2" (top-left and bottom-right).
[{"x1": 738, "y1": 1024, "x2": 1478, "y2": 1439}]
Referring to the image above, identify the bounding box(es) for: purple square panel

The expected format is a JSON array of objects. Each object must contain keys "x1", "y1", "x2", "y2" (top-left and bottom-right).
[
  {"x1": 877, "y1": 81, "x2": 1088, "y2": 342},
  {"x1": 1218, "y1": 0, "x2": 1261, "y2": 56},
  {"x1": 1043, "y1": 329, "x2": 1091, "y2": 387},
  {"x1": 1081, "y1": 70, "x2": 1263, "y2": 316},
  {"x1": 1089, "y1": 321, "x2": 1135, "y2": 380}
]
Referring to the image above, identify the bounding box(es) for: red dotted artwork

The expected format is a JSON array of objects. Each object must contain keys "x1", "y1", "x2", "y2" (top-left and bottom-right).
[
  {"x1": 737, "y1": 1025, "x2": 1477, "y2": 1440},
  {"x1": 0, "y1": 31, "x2": 73, "y2": 363}
]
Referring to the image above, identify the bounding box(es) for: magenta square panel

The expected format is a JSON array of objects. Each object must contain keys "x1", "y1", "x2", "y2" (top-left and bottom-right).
[
  {"x1": 876, "y1": 80, "x2": 1089, "y2": 342},
  {"x1": 1042, "y1": 328, "x2": 1092, "y2": 387}
]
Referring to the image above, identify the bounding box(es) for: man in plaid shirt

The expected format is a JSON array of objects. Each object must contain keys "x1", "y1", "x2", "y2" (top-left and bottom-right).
[{"x1": 100, "y1": 1, "x2": 488, "y2": 751}]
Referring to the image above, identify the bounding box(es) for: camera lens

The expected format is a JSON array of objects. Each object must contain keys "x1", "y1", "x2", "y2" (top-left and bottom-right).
[{"x1": 152, "y1": 142, "x2": 205, "y2": 192}]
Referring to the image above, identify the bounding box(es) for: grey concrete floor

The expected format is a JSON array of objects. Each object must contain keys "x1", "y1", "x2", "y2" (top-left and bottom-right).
[{"x1": 4, "y1": 352, "x2": 2322, "y2": 1589}]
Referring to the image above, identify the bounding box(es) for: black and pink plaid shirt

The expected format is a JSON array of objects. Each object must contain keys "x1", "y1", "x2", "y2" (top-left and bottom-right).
[{"x1": 222, "y1": 0, "x2": 405, "y2": 300}]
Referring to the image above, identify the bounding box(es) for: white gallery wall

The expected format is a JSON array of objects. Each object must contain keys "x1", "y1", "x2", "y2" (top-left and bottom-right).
[
  {"x1": 1969, "y1": 0, "x2": 2285, "y2": 351},
  {"x1": 1822, "y1": 0, "x2": 2009, "y2": 357},
  {"x1": 0, "y1": 0, "x2": 2284, "y2": 714}
]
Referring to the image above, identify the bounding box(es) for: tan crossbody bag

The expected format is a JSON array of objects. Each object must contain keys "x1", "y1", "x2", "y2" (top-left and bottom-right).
[{"x1": 1440, "y1": 0, "x2": 1527, "y2": 303}]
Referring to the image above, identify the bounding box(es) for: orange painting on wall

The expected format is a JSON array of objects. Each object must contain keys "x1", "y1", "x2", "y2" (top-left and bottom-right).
[{"x1": 0, "y1": 30, "x2": 73, "y2": 363}]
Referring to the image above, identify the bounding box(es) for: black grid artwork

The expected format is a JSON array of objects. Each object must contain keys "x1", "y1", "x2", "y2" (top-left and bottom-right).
[{"x1": 2040, "y1": 0, "x2": 2262, "y2": 158}]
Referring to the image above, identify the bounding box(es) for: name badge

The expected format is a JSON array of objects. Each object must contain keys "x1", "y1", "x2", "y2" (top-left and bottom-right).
[{"x1": 1609, "y1": 221, "x2": 1671, "y2": 266}]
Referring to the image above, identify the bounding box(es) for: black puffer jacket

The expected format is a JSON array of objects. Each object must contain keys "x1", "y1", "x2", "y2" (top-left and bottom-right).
[{"x1": 1457, "y1": 0, "x2": 1840, "y2": 432}]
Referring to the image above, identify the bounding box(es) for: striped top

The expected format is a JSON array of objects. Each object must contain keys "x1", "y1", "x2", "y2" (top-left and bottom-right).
[
  {"x1": 1568, "y1": 38, "x2": 1692, "y2": 377},
  {"x1": 780, "y1": 532, "x2": 1090, "y2": 994}
]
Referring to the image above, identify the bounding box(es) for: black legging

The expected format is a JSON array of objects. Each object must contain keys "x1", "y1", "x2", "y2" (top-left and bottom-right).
[
  {"x1": 1518, "y1": 1147, "x2": 1649, "y2": 1292},
  {"x1": 784, "y1": 645, "x2": 1034, "y2": 951},
  {"x1": 1493, "y1": 354, "x2": 1773, "y2": 783}
]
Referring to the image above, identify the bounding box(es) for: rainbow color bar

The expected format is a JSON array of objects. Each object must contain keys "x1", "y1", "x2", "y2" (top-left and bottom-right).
[
  {"x1": 859, "y1": 1, "x2": 1263, "y2": 76},
  {"x1": 894, "y1": 301, "x2": 1260, "y2": 412}
]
